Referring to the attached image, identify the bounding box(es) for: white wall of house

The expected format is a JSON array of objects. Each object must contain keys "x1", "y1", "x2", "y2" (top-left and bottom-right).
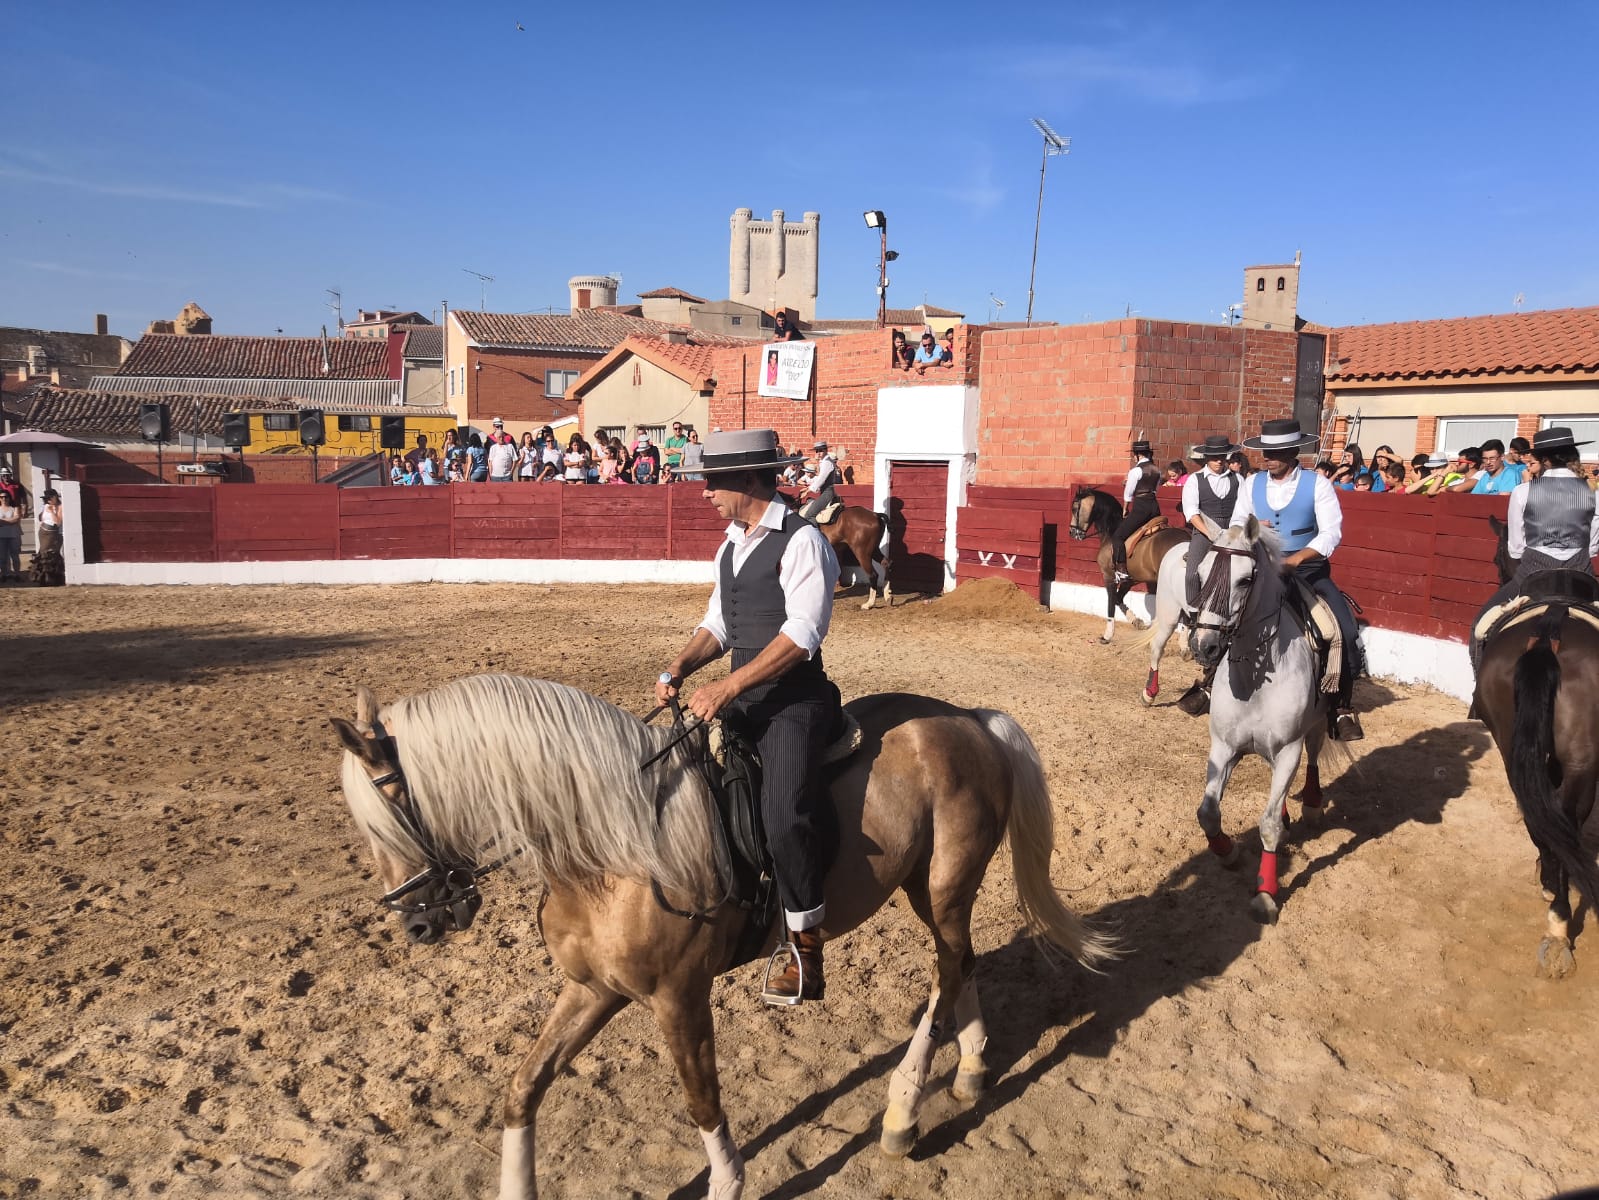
[{"x1": 873, "y1": 383, "x2": 979, "y2": 592}]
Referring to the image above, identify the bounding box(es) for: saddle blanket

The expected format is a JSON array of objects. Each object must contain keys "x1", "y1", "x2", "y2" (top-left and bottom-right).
[
  {"x1": 813, "y1": 501, "x2": 843, "y2": 525},
  {"x1": 1123, "y1": 515, "x2": 1168, "y2": 557}
]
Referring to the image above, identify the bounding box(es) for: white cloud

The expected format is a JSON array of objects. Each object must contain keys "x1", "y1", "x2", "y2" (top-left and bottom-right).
[{"x1": 0, "y1": 166, "x2": 351, "y2": 209}]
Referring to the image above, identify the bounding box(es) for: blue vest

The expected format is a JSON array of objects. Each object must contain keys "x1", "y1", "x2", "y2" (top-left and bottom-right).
[{"x1": 1252, "y1": 469, "x2": 1319, "y2": 553}]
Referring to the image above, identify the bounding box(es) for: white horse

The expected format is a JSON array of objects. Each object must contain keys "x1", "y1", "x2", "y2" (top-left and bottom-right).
[
  {"x1": 1139, "y1": 542, "x2": 1196, "y2": 704},
  {"x1": 1186, "y1": 518, "x2": 1331, "y2": 924}
]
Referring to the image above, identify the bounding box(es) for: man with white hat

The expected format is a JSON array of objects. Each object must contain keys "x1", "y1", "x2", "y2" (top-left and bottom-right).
[
  {"x1": 1230, "y1": 417, "x2": 1365, "y2": 740},
  {"x1": 800, "y1": 439, "x2": 839, "y2": 521},
  {"x1": 656, "y1": 429, "x2": 841, "y2": 1004}
]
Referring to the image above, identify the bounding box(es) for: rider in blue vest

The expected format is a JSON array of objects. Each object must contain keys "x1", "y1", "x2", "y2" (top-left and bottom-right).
[
  {"x1": 1229, "y1": 417, "x2": 1365, "y2": 741},
  {"x1": 657, "y1": 429, "x2": 841, "y2": 1005}
]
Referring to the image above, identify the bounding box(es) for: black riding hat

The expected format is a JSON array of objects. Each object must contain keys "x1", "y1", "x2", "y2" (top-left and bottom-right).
[
  {"x1": 1242, "y1": 418, "x2": 1319, "y2": 452},
  {"x1": 1131, "y1": 440, "x2": 1153, "y2": 457},
  {"x1": 1531, "y1": 426, "x2": 1592, "y2": 453},
  {"x1": 1194, "y1": 434, "x2": 1241, "y2": 459}
]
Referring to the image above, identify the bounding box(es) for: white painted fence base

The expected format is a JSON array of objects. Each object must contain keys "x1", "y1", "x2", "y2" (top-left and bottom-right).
[
  {"x1": 1043, "y1": 580, "x2": 1473, "y2": 704},
  {"x1": 69, "y1": 558, "x2": 715, "y2": 588}
]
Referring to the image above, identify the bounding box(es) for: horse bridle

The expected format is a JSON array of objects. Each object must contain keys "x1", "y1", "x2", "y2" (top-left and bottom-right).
[
  {"x1": 1067, "y1": 486, "x2": 1095, "y2": 541},
  {"x1": 1187, "y1": 545, "x2": 1260, "y2": 653},
  {"x1": 352, "y1": 718, "x2": 514, "y2": 925}
]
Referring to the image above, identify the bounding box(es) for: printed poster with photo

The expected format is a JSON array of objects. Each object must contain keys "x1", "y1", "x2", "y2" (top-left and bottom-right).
[{"x1": 756, "y1": 341, "x2": 815, "y2": 401}]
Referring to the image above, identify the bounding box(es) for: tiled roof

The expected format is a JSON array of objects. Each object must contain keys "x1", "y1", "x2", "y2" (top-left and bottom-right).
[
  {"x1": 921, "y1": 305, "x2": 964, "y2": 318},
  {"x1": 119, "y1": 334, "x2": 394, "y2": 380},
  {"x1": 85, "y1": 375, "x2": 430, "y2": 410},
  {"x1": 812, "y1": 305, "x2": 965, "y2": 332},
  {"x1": 570, "y1": 333, "x2": 730, "y2": 400},
  {"x1": 1327, "y1": 306, "x2": 1599, "y2": 381},
  {"x1": 638, "y1": 287, "x2": 710, "y2": 303},
  {"x1": 401, "y1": 325, "x2": 443, "y2": 360},
  {"x1": 15, "y1": 387, "x2": 299, "y2": 439},
  {"x1": 453, "y1": 309, "x2": 689, "y2": 352}
]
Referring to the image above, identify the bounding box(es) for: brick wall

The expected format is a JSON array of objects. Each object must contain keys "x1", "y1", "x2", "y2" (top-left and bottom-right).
[
  {"x1": 1414, "y1": 415, "x2": 1439, "y2": 455},
  {"x1": 466, "y1": 346, "x2": 605, "y2": 427},
  {"x1": 704, "y1": 327, "x2": 980, "y2": 484}
]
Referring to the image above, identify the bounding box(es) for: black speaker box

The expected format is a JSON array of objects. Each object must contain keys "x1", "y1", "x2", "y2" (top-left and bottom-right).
[
  {"x1": 221, "y1": 412, "x2": 251, "y2": 447},
  {"x1": 298, "y1": 408, "x2": 326, "y2": 447},
  {"x1": 139, "y1": 402, "x2": 171, "y2": 443},
  {"x1": 379, "y1": 415, "x2": 406, "y2": 449}
]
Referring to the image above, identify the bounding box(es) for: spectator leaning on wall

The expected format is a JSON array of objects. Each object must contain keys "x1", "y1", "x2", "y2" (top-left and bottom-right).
[{"x1": 1469, "y1": 438, "x2": 1525, "y2": 495}]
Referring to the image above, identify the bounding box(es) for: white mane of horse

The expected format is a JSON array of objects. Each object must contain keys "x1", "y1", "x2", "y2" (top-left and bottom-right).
[{"x1": 341, "y1": 674, "x2": 724, "y2": 905}]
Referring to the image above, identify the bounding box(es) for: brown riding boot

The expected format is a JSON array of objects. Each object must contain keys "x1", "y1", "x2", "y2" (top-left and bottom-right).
[{"x1": 761, "y1": 928, "x2": 825, "y2": 1006}]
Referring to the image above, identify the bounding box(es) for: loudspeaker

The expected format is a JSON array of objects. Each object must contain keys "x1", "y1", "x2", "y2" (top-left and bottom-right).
[
  {"x1": 298, "y1": 408, "x2": 326, "y2": 447},
  {"x1": 379, "y1": 415, "x2": 406, "y2": 450},
  {"x1": 221, "y1": 412, "x2": 251, "y2": 448},
  {"x1": 139, "y1": 402, "x2": 171, "y2": 443}
]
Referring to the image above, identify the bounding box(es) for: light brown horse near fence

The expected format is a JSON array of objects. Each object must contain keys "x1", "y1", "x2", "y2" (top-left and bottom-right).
[
  {"x1": 783, "y1": 493, "x2": 892, "y2": 609},
  {"x1": 332, "y1": 674, "x2": 1110, "y2": 1200},
  {"x1": 1068, "y1": 485, "x2": 1190, "y2": 643}
]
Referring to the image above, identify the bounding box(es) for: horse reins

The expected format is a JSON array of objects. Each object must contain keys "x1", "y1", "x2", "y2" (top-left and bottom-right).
[
  {"x1": 637, "y1": 698, "x2": 737, "y2": 923},
  {"x1": 1187, "y1": 545, "x2": 1260, "y2": 648}
]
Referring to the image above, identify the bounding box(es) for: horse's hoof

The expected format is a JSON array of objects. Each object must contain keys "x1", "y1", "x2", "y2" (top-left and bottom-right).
[
  {"x1": 1131, "y1": 618, "x2": 1149, "y2": 631},
  {"x1": 950, "y1": 1068, "x2": 986, "y2": 1104},
  {"x1": 860, "y1": 598, "x2": 875, "y2": 611},
  {"x1": 1140, "y1": 688, "x2": 1156, "y2": 707},
  {"x1": 880, "y1": 1122, "x2": 918, "y2": 1157},
  {"x1": 1098, "y1": 636, "x2": 1112, "y2": 645},
  {"x1": 1537, "y1": 937, "x2": 1575, "y2": 980},
  {"x1": 1250, "y1": 892, "x2": 1280, "y2": 925}
]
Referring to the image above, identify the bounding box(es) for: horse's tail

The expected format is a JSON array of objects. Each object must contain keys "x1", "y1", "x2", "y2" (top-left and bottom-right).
[
  {"x1": 974, "y1": 709, "x2": 1116, "y2": 970},
  {"x1": 1507, "y1": 617, "x2": 1599, "y2": 908}
]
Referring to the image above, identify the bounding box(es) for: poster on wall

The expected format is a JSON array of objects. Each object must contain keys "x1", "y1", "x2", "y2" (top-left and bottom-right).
[{"x1": 756, "y1": 341, "x2": 815, "y2": 401}]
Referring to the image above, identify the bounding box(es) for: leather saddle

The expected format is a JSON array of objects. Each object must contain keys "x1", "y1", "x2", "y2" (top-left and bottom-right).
[
  {"x1": 701, "y1": 710, "x2": 862, "y2": 969},
  {"x1": 1474, "y1": 569, "x2": 1599, "y2": 648},
  {"x1": 813, "y1": 500, "x2": 843, "y2": 525},
  {"x1": 1123, "y1": 515, "x2": 1168, "y2": 558}
]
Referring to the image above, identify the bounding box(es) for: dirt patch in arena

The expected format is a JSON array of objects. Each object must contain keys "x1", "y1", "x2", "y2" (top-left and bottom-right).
[
  {"x1": 3, "y1": 582, "x2": 1596, "y2": 1199},
  {"x1": 917, "y1": 577, "x2": 1047, "y2": 620}
]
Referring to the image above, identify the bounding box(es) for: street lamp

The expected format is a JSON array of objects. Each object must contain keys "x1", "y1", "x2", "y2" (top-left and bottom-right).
[
  {"x1": 863, "y1": 210, "x2": 888, "y2": 329},
  {"x1": 1026, "y1": 118, "x2": 1070, "y2": 327}
]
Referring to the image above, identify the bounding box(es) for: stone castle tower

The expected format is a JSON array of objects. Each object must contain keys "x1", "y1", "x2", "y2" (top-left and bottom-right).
[
  {"x1": 729, "y1": 208, "x2": 819, "y2": 322},
  {"x1": 1241, "y1": 254, "x2": 1300, "y2": 330}
]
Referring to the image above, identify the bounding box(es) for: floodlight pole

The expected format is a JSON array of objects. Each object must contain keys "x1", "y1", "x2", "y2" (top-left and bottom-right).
[
  {"x1": 876, "y1": 222, "x2": 889, "y2": 329},
  {"x1": 1026, "y1": 119, "x2": 1069, "y2": 328}
]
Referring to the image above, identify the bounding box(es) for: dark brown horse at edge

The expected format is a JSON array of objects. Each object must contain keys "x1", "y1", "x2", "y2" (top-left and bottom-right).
[
  {"x1": 782, "y1": 492, "x2": 893, "y2": 609},
  {"x1": 1068, "y1": 486, "x2": 1189, "y2": 643},
  {"x1": 1474, "y1": 514, "x2": 1599, "y2": 978}
]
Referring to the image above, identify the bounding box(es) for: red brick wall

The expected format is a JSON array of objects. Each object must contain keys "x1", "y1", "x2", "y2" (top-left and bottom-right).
[
  {"x1": 1238, "y1": 328, "x2": 1298, "y2": 438},
  {"x1": 466, "y1": 346, "x2": 604, "y2": 427},
  {"x1": 704, "y1": 327, "x2": 982, "y2": 484}
]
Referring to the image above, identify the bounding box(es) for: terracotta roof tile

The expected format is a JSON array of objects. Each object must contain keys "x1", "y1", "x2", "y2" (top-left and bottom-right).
[
  {"x1": 637, "y1": 286, "x2": 710, "y2": 303},
  {"x1": 400, "y1": 325, "x2": 443, "y2": 360},
  {"x1": 119, "y1": 334, "x2": 393, "y2": 380},
  {"x1": 1328, "y1": 306, "x2": 1599, "y2": 381},
  {"x1": 453, "y1": 309, "x2": 681, "y2": 351},
  {"x1": 15, "y1": 387, "x2": 299, "y2": 439},
  {"x1": 570, "y1": 332, "x2": 746, "y2": 400}
]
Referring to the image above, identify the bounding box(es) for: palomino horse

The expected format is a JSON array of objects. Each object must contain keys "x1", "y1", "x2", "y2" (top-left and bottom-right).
[
  {"x1": 332, "y1": 675, "x2": 1110, "y2": 1200},
  {"x1": 1474, "y1": 518, "x2": 1599, "y2": 978},
  {"x1": 1187, "y1": 519, "x2": 1332, "y2": 924},
  {"x1": 783, "y1": 493, "x2": 892, "y2": 610},
  {"x1": 1068, "y1": 485, "x2": 1188, "y2": 643}
]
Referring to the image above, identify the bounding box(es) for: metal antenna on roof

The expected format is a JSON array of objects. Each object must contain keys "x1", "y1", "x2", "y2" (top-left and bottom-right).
[
  {"x1": 325, "y1": 288, "x2": 343, "y2": 329},
  {"x1": 1513, "y1": 291, "x2": 1525, "y2": 311},
  {"x1": 462, "y1": 269, "x2": 495, "y2": 311}
]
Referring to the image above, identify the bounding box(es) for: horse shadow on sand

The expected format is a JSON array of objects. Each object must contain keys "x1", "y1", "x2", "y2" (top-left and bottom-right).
[{"x1": 670, "y1": 719, "x2": 1490, "y2": 1199}]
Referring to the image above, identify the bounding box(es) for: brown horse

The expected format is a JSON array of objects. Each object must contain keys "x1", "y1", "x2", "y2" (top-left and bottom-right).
[
  {"x1": 332, "y1": 675, "x2": 1110, "y2": 1200},
  {"x1": 784, "y1": 493, "x2": 893, "y2": 609},
  {"x1": 1474, "y1": 520, "x2": 1599, "y2": 978},
  {"x1": 1068, "y1": 486, "x2": 1189, "y2": 643}
]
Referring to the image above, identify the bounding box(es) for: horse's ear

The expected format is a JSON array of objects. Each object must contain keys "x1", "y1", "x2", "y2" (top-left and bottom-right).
[
  {"x1": 330, "y1": 716, "x2": 383, "y2": 763},
  {"x1": 1244, "y1": 514, "x2": 1261, "y2": 542},
  {"x1": 355, "y1": 686, "x2": 379, "y2": 726}
]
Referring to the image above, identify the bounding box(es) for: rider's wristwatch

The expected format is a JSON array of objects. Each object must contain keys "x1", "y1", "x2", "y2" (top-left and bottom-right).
[{"x1": 658, "y1": 671, "x2": 678, "y2": 687}]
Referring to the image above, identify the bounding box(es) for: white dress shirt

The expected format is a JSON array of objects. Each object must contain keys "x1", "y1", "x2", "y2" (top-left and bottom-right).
[
  {"x1": 1123, "y1": 457, "x2": 1152, "y2": 504},
  {"x1": 1505, "y1": 469, "x2": 1599, "y2": 561},
  {"x1": 697, "y1": 499, "x2": 839, "y2": 658},
  {"x1": 1229, "y1": 466, "x2": 1343, "y2": 559},
  {"x1": 804, "y1": 454, "x2": 838, "y2": 495},
  {"x1": 1181, "y1": 467, "x2": 1236, "y2": 532}
]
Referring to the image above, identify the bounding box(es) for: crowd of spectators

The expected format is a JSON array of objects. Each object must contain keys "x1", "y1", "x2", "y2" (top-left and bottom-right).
[
  {"x1": 890, "y1": 327, "x2": 957, "y2": 374},
  {"x1": 387, "y1": 420, "x2": 707, "y2": 487}
]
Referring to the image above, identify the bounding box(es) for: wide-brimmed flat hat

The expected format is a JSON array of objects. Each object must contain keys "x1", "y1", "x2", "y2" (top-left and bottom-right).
[
  {"x1": 698, "y1": 429, "x2": 807, "y2": 475},
  {"x1": 1131, "y1": 439, "x2": 1153, "y2": 457},
  {"x1": 1531, "y1": 426, "x2": 1592, "y2": 453},
  {"x1": 1194, "y1": 434, "x2": 1241, "y2": 459},
  {"x1": 1242, "y1": 417, "x2": 1319, "y2": 452}
]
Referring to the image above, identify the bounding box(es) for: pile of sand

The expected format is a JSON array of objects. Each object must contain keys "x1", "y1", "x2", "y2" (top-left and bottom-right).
[{"x1": 923, "y1": 576, "x2": 1045, "y2": 619}]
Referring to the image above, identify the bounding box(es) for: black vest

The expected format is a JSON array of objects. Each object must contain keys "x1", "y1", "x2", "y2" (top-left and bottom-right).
[
  {"x1": 1195, "y1": 469, "x2": 1240, "y2": 526},
  {"x1": 1132, "y1": 459, "x2": 1159, "y2": 499},
  {"x1": 1523, "y1": 475, "x2": 1594, "y2": 556},
  {"x1": 720, "y1": 509, "x2": 825, "y2": 682}
]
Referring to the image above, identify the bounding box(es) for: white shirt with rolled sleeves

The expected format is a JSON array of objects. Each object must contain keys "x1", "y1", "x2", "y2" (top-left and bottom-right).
[
  {"x1": 697, "y1": 499, "x2": 839, "y2": 659},
  {"x1": 1505, "y1": 468, "x2": 1599, "y2": 561},
  {"x1": 804, "y1": 454, "x2": 837, "y2": 496},
  {"x1": 1181, "y1": 468, "x2": 1236, "y2": 534},
  {"x1": 1228, "y1": 466, "x2": 1344, "y2": 559},
  {"x1": 1124, "y1": 457, "x2": 1152, "y2": 504}
]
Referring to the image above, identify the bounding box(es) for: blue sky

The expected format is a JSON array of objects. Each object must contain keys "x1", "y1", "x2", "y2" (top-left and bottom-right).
[{"x1": 5, "y1": 1, "x2": 1596, "y2": 337}]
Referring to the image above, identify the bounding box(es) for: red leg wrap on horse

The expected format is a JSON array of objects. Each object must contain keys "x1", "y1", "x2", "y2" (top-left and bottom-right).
[
  {"x1": 1207, "y1": 833, "x2": 1234, "y2": 858},
  {"x1": 1145, "y1": 670, "x2": 1159, "y2": 698},
  {"x1": 1256, "y1": 850, "x2": 1279, "y2": 897}
]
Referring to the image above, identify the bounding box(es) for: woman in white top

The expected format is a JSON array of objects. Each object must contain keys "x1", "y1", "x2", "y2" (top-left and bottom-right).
[
  {"x1": 33, "y1": 488, "x2": 65, "y2": 586},
  {"x1": 563, "y1": 434, "x2": 589, "y2": 483},
  {"x1": 0, "y1": 492, "x2": 21, "y2": 581},
  {"x1": 518, "y1": 432, "x2": 539, "y2": 482}
]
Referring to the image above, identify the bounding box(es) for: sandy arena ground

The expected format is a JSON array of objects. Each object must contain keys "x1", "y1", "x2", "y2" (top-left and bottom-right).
[{"x1": 3, "y1": 578, "x2": 1597, "y2": 1199}]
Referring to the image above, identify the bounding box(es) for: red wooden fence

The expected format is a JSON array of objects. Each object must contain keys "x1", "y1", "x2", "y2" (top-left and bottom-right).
[{"x1": 955, "y1": 507, "x2": 1044, "y2": 598}]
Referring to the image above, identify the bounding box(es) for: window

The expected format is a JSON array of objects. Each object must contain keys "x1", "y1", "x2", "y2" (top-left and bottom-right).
[
  {"x1": 1276, "y1": 276, "x2": 1286, "y2": 291},
  {"x1": 730, "y1": 316, "x2": 743, "y2": 326},
  {"x1": 337, "y1": 415, "x2": 372, "y2": 433},
  {"x1": 546, "y1": 369, "x2": 580, "y2": 398},
  {"x1": 1436, "y1": 416, "x2": 1516, "y2": 456},
  {"x1": 1542, "y1": 416, "x2": 1599, "y2": 460},
  {"x1": 263, "y1": 413, "x2": 295, "y2": 432},
  {"x1": 1256, "y1": 278, "x2": 1265, "y2": 292},
  {"x1": 596, "y1": 426, "x2": 624, "y2": 445}
]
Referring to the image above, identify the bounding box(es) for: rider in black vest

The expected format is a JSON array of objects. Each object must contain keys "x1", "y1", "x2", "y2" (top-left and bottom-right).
[
  {"x1": 657, "y1": 429, "x2": 841, "y2": 1005},
  {"x1": 800, "y1": 439, "x2": 839, "y2": 521},
  {"x1": 1112, "y1": 439, "x2": 1161, "y2": 585},
  {"x1": 1180, "y1": 434, "x2": 1243, "y2": 621}
]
